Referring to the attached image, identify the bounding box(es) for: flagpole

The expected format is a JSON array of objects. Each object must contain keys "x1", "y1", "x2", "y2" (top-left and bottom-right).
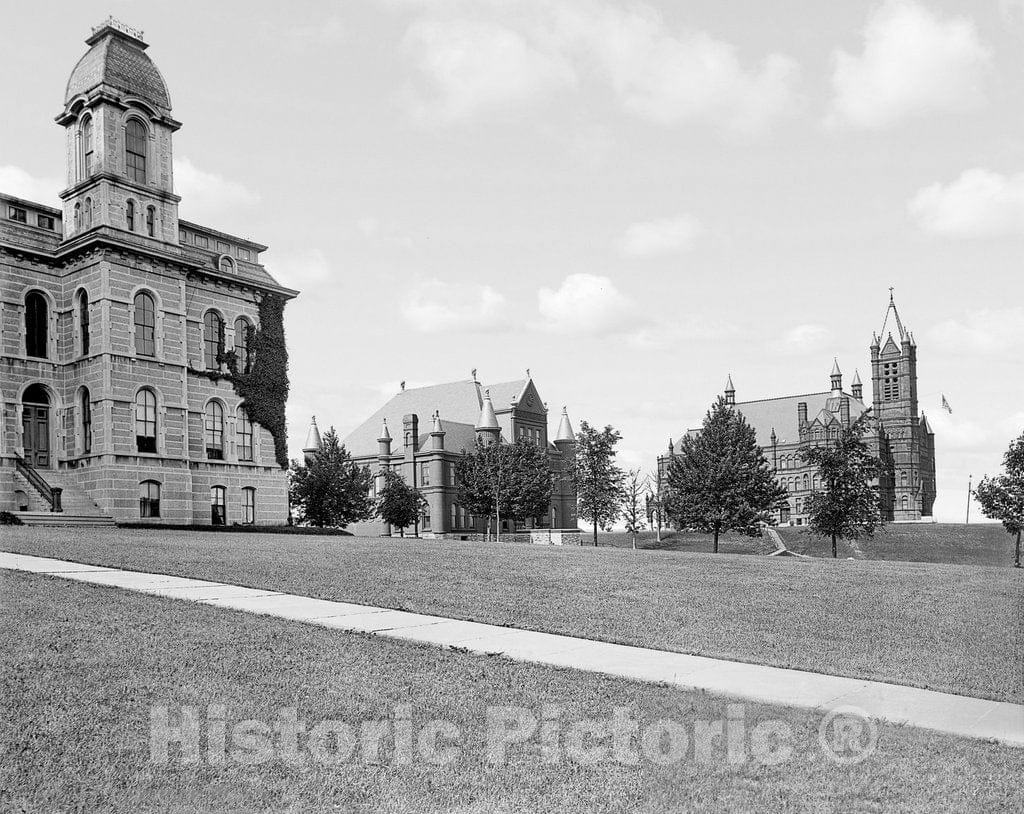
[{"x1": 965, "y1": 475, "x2": 972, "y2": 525}]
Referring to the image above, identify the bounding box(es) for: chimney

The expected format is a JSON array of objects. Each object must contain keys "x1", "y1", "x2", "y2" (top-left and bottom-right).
[{"x1": 403, "y1": 414, "x2": 419, "y2": 451}]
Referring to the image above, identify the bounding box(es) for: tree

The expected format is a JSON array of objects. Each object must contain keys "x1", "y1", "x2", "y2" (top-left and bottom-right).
[
  {"x1": 800, "y1": 412, "x2": 883, "y2": 559},
  {"x1": 975, "y1": 432, "x2": 1024, "y2": 568},
  {"x1": 664, "y1": 397, "x2": 787, "y2": 553},
  {"x1": 288, "y1": 428, "x2": 373, "y2": 528},
  {"x1": 645, "y1": 470, "x2": 664, "y2": 542},
  {"x1": 570, "y1": 421, "x2": 625, "y2": 546},
  {"x1": 376, "y1": 470, "x2": 427, "y2": 537},
  {"x1": 622, "y1": 469, "x2": 646, "y2": 549},
  {"x1": 455, "y1": 439, "x2": 553, "y2": 541}
]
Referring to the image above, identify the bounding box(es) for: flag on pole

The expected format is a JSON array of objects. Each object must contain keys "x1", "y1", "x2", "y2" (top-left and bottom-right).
[{"x1": 941, "y1": 395, "x2": 952, "y2": 414}]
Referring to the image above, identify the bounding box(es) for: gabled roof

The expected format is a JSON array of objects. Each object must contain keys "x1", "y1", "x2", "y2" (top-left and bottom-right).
[
  {"x1": 675, "y1": 391, "x2": 870, "y2": 448},
  {"x1": 343, "y1": 378, "x2": 528, "y2": 456}
]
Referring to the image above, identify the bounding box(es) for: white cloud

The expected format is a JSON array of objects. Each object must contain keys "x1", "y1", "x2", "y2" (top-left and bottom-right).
[
  {"x1": 926, "y1": 308, "x2": 1024, "y2": 353},
  {"x1": 616, "y1": 215, "x2": 702, "y2": 258},
  {"x1": 263, "y1": 248, "x2": 333, "y2": 287},
  {"x1": 0, "y1": 165, "x2": 61, "y2": 204},
  {"x1": 401, "y1": 17, "x2": 577, "y2": 123},
  {"x1": 909, "y1": 168, "x2": 1024, "y2": 238},
  {"x1": 826, "y1": 0, "x2": 991, "y2": 129},
  {"x1": 537, "y1": 273, "x2": 637, "y2": 335},
  {"x1": 555, "y1": 3, "x2": 800, "y2": 134},
  {"x1": 770, "y1": 324, "x2": 835, "y2": 356},
  {"x1": 174, "y1": 157, "x2": 260, "y2": 218},
  {"x1": 401, "y1": 278, "x2": 512, "y2": 333},
  {"x1": 624, "y1": 315, "x2": 738, "y2": 350},
  {"x1": 395, "y1": 2, "x2": 800, "y2": 133}
]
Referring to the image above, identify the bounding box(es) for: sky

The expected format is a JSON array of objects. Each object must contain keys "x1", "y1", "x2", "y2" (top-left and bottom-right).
[{"x1": 2, "y1": 0, "x2": 1022, "y2": 522}]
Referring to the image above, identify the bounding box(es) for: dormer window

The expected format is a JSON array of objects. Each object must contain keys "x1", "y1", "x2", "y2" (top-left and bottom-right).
[{"x1": 126, "y1": 119, "x2": 147, "y2": 184}]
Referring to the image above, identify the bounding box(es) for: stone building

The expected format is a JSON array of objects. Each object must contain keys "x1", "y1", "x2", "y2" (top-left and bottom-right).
[
  {"x1": 1, "y1": 19, "x2": 297, "y2": 525},
  {"x1": 317, "y1": 375, "x2": 578, "y2": 537},
  {"x1": 658, "y1": 296, "x2": 937, "y2": 524}
]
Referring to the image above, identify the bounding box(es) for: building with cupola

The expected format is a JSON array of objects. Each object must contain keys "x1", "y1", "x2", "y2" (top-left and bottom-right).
[
  {"x1": 1, "y1": 19, "x2": 297, "y2": 525},
  {"x1": 657, "y1": 296, "x2": 937, "y2": 524},
  {"x1": 310, "y1": 374, "x2": 578, "y2": 537}
]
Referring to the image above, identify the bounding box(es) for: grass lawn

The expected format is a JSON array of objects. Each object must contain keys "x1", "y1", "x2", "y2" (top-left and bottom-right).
[
  {"x1": 596, "y1": 529, "x2": 771, "y2": 555},
  {"x1": 2, "y1": 527, "x2": 1020, "y2": 703},
  {"x1": 777, "y1": 523, "x2": 1018, "y2": 567},
  {"x1": 2, "y1": 571, "x2": 1020, "y2": 813}
]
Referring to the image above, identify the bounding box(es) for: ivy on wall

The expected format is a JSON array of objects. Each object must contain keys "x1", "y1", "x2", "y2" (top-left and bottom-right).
[{"x1": 195, "y1": 294, "x2": 291, "y2": 469}]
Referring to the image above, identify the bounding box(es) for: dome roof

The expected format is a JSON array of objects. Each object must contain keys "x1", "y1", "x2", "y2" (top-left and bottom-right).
[{"x1": 65, "y1": 21, "x2": 171, "y2": 113}]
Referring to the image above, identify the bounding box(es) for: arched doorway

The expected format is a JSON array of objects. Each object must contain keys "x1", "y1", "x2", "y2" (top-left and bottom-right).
[{"x1": 22, "y1": 384, "x2": 51, "y2": 468}]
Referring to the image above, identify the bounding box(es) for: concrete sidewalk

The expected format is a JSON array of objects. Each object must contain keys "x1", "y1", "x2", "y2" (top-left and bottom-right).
[{"x1": 2, "y1": 551, "x2": 1021, "y2": 747}]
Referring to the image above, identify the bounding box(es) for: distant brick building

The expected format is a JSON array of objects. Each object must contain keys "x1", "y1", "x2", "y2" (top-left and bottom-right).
[
  {"x1": 315, "y1": 375, "x2": 578, "y2": 537},
  {"x1": 1, "y1": 19, "x2": 297, "y2": 524},
  {"x1": 658, "y1": 297, "x2": 937, "y2": 524}
]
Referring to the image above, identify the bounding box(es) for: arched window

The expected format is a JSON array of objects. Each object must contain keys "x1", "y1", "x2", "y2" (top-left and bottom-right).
[
  {"x1": 242, "y1": 487, "x2": 256, "y2": 525},
  {"x1": 78, "y1": 290, "x2": 90, "y2": 356},
  {"x1": 82, "y1": 116, "x2": 94, "y2": 177},
  {"x1": 126, "y1": 119, "x2": 147, "y2": 184},
  {"x1": 146, "y1": 206, "x2": 156, "y2": 237},
  {"x1": 901, "y1": 495, "x2": 909, "y2": 512},
  {"x1": 219, "y1": 255, "x2": 235, "y2": 274},
  {"x1": 74, "y1": 203, "x2": 81, "y2": 231},
  {"x1": 803, "y1": 473, "x2": 810, "y2": 491},
  {"x1": 135, "y1": 388, "x2": 157, "y2": 453},
  {"x1": 211, "y1": 486, "x2": 226, "y2": 525},
  {"x1": 237, "y1": 406, "x2": 253, "y2": 462},
  {"x1": 134, "y1": 291, "x2": 156, "y2": 356},
  {"x1": 204, "y1": 311, "x2": 223, "y2": 370},
  {"x1": 80, "y1": 388, "x2": 92, "y2": 454},
  {"x1": 25, "y1": 291, "x2": 48, "y2": 358},
  {"x1": 83, "y1": 197, "x2": 93, "y2": 228},
  {"x1": 126, "y1": 199, "x2": 136, "y2": 232},
  {"x1": 205, "y1": 401, "x2": 224, "y2": 460},
  {"x1": 900, "y1": 471, "x2": 908, "y2": 487},
  {"x1": 233, "y1": 317, "x2": 252, "y2": 373},
  {"x1": 140, "y1": 481, "x2": 160, "y2": 518}
]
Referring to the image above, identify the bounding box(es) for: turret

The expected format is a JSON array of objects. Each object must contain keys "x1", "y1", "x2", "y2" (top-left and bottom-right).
[
  {"x1": 377, "y1": 418, "x2": 392, "y2": 458},
  {"x1": 430, "y1": 411, "x2": 445, "y2": 451},
  {"x1": 830, "y1": 358, "x2": 842, "y2": 395},
  {"x1": 724, "y1": 374, "x2": 735, "y2": 406},
  {"x1": 851, "y1": 369, "x2": 863, "y2": 401},
  {"x1": 475, "y1": 389, "x2": 501, "y2": 445},
  {"x1": 302, "y1": 416, "x2": 321, "y2": 464},
  {"x1": 553, "y1": 407, "x2": 575, "y2": 455}
]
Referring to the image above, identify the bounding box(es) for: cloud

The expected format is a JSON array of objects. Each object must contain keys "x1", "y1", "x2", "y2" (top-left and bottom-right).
[
  {"x1": 555, "y1": 3, "x2": 801, "y2": 134},
  {"x1": 616, "y1": 215, "x2": 702, "y2": 258},
  {"x1": 174, "y1": 157, "x2": 260, "y2": 218},
  {"x1": 909, "y1": 168, "x2": 1024, "y2": 238},
  {"x1": 536, "y1": 273, "x2": 637, "y2": 335},
  {"x1": 0, "y1": 165, "x2": 61, "y2": 204},
  {"x1": 263, "y1": 248, "x2": 333, "y2": 287},
  {"x1": 826, "y1": 0, "x2": 991, "y2": 129},
  {"x1": 926, "y1": 308, "x2": 1024, "y2": 353},
  {"x1": 401, "y1": 17, "x2": 577, "y2": 123},
  {"x1": 770, "y1": 324, "x2": 835, "y2": 355},
  {"x1": 624, "y1": 316, "x2": 739, "y2": 350},
  {"x1": 401, "y1": 278, "x2": 512, "y2": 333},
  {"x1": 394, "y1": 1, "x2": 800, "y2": 133}
]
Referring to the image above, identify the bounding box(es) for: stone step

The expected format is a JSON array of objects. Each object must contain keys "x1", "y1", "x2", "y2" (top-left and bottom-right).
[{"x1": 13, "y1": 512, "x2": 117, "y2": 528}]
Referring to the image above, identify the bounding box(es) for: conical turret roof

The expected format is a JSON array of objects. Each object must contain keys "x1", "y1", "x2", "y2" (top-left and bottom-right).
[
  {"x1": 475, "y1": 390, "x2": 500, "y2": 431},
  {"x1": 303, "y1": 416, "x2": 322, "y2": 451},
  {"x1": 725, "y1": 374, "x2": 735, "y2": 392},
  {"x1": 831, "y1": 358, "x2": 842, "y2": 376},
  {"x1": 554, "y1": 407, "x2": 575, "y2": 442},
  {"x1": 378, "y1": 418, "x2": 391, "y2": 441},
  {"x1": 852, "y1": 369, "x2": 862, "y2": 386}
]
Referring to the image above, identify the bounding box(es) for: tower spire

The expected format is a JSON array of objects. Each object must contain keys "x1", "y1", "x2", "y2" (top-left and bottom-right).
[
  {"x1": 879, "y1": 288, "x2": 907, "y2": 341},
  {"x1": 724, "y1": 374, "x2": 735, "y2": 406}
]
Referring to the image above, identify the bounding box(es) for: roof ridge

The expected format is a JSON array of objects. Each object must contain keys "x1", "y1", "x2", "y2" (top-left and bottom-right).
[{"x1": 736, "y1": 391, "x2": 833, "y2": 406}]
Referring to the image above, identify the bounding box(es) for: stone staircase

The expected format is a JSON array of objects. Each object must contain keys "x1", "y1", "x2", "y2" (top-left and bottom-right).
[{"x1": 12, "y1": 462, "x2": 115, "y2": 528}]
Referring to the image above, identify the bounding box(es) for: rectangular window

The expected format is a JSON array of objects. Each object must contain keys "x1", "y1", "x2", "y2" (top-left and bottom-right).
[
  {"x1": 211, "y1": 487, "x2": 226, "y2": 525},
  {"x1": 217, "y1": 241, "x2": 230, "y2": 253},
  {"x1": 447, "y1": 463, "x2": 456, "y2": 487},
  {"x1": 140, "y1": 481, "x2": 161, "y2": 518},
  {"x1": 242, "y1": 488, "x2": 255, "y2": 524},
  {"x1": 179, "y1": 229, "x2": 187, "y2": 242},
  {"x1": 194, "y1": 234, "x2": 209, "y2": 249},
  {"x1": 420, "y1": 462, "x2": 430, "y2": 486},
  {"x1": 421, "y1": 510, "x2": 431, "y2": 531},
  {"x1": 37, "y1": 214, "x2": 55, "y2": 230},
  {"x1": 8, "y1": 206, "x2": 27, "y2": 223},
  {"x1": 236, "y1": 247, "x2": 251, "y2": 261}
]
